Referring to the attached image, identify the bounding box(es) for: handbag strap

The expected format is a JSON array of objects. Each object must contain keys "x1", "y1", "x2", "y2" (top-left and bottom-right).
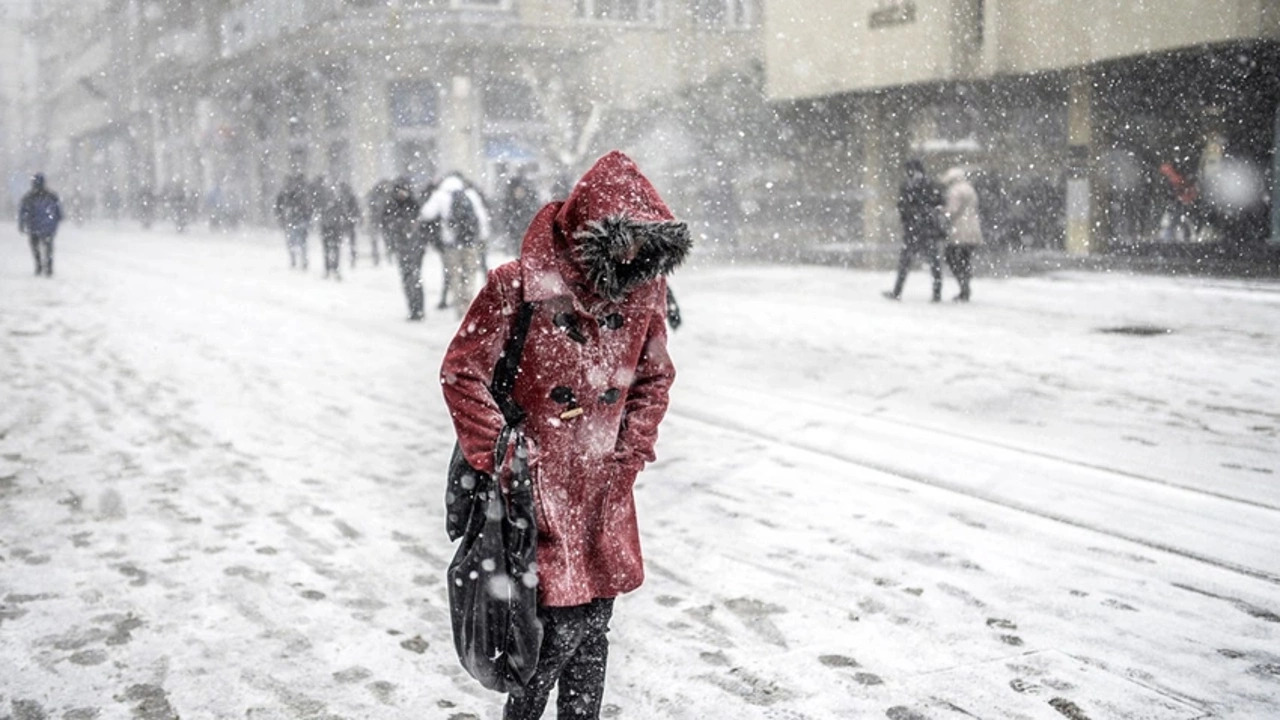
[{"x1": 489, "y1": 301, "x2": 536, "y2": 428}]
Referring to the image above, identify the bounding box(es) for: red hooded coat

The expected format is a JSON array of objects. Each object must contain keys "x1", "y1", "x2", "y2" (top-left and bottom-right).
[{"x1": 441, "y1": 151, "x2": 690, "y2": 607}]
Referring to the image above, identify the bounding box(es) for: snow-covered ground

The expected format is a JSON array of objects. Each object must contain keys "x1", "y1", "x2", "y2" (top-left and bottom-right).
[{"x1": 2, "y1": 224, "x2": 1278, "y2": 720}]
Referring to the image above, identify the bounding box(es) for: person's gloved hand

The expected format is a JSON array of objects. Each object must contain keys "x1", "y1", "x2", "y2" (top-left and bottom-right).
[{"x1": 497, "y1": 431, "x2": 539, "y2": 486}]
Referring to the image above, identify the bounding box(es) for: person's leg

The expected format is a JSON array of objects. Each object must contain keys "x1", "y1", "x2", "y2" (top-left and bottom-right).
[
  {"x1": 955, "y1": 246, "x2": 973, "y2": 301},
  {"x1": 555, "y1": 598, "x2": 615, "y2": 719},
  {"x1": 928, "y1": 245, "x2": 943, "y2": 302},
  {"x1": 887, "y1": 244, "x2": 913, "y2": 298},
  {"x1": 322, "y1": 231, "x2": 335, "y2": 276},
  {"x1": 288, "y1": 226, "x2": 304, "y2": 268},
  {"x1": 44, "y1": 236, "x2": 54, "y2": 276},
  {"x1": 438, "y1": 247, "x2": 455, "y2": 310},
  {"x1": 453, "y1": 247, "x2": 479, "y2": 316},
  {"x1": 400, "y1": 241, "x2": 425, "y2": 319},
  {"x1": 944, "y1": 245, "x2": 960, "y2": 298},
  {"x1": 505, "y1": 600, "x2": 614, "y2": 720},
  {"x1": 29, "y1": 234, "x2": 42, "y2": 274}
]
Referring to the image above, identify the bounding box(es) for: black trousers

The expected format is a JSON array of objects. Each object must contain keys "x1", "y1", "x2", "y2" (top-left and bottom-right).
[
  {"x1": 321, "y1": 227, "x2": 343, "y2": 277},
  {"x1": 28, "y1": 233, "x2": 54, "y2": 276},
  {"x1": 945, "y1": 245, "x2": 975, "y2": 300},
  {"x1": 505, "y1": 598, "x2": 615, "y2": 720},
  {"x1": 891, "y1": 242, "x2": 942, "y2": 300},
  {"x1": 396, "y1": 237, "x2": 425, "y2": 319}
]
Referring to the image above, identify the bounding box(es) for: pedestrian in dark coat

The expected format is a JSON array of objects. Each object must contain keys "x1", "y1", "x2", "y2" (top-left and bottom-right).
[
  {"x1": 275, "y1": 174, "x2": 314, "y2": 270},
  {"x1": 441, "y1": 150, "x2": 691, "y2": 720},
  {"x1": 18, "y1": 173, "x2": 63, "y2": 277},
  {"x1": 333, "y1": 182, "x2": 361, "y2": 268},
  {"x1": 499, "y1": 170, "x2": 542, "y2": 252},
  {"x1": 884, "y1": 158, "x2": 945, "y2": 301},
  {"x1": 383, "y1": 178, "x2": 425, "y2": 319},
  {"x1": 316, "y1": 179, "x2": 355, "y2": 281},
  {"x1": 366, "y1": 179, "x2": 395, "y2": 265}
]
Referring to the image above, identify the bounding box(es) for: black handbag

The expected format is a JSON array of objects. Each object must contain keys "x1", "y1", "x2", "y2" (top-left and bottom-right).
[{"x1": 445, "y1": 301, "x2": 542, "y2": 692}]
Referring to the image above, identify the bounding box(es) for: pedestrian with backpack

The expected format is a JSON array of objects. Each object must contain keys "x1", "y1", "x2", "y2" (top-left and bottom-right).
[
  {"x1": 18, "y1": 173, "x2": 63, "y2": 277},
  {"x1": 440, "y1": 151, "x2": 691, "y2": 719},
  {"x1": 421, "y1": 172, "x2": 491, "y2": 318}
]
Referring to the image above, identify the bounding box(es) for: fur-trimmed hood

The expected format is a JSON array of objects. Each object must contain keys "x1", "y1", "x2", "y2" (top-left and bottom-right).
[{"x1": 520, "y1": 151, "x2": 689, "y2": 305}]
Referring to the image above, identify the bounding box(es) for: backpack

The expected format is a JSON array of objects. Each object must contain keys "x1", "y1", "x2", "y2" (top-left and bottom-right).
[{"x1": 449, "y1": 189, "x2": 481, "y2": 246}]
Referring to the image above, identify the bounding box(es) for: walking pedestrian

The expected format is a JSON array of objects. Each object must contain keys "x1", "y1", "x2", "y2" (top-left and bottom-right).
[
  {"x1": 382, "y1": 178, "x2": 425, "y2": 320},
  {"x1": 499, "y1": 169, "x2": 541, "y2": 253},
  {"x1": 18, "y1": 173, "x2": 63, "y2": 277},
  {"x1": 440, "y1": 150, "x2": 691, "y2": 720},
  {"x1": 420, "y1": 172, "x2": 492, "y2": 318},
  {"x1": 334, "y1": 182, "x2": 361, "y2": 268},
  {"x1": 316, "y1": 179, "x2": 355, "y2": 281},
  {"x1": 884, "y1": 158, "x2": 945, "y2": 302},
  {"x1": 367, "y1": 178, "x2": 395, "y2": 265},
  {"x1": 275, "y1": 174, "x2": 314, "y2": 270},
  {"x1": 941, "y1": 167, "x2": 984, "y2": 302}
]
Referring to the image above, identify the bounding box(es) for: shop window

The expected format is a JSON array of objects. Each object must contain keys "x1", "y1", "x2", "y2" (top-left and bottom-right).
[
  {"x1": 389, "y1": 80, "x2": 438, "y2": 128},
  {"x1": 575, "y1": 0, "x2": 660, "y2": 23}
]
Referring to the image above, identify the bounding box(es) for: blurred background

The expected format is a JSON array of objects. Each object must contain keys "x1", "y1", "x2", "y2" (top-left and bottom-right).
[{"x1": 1, "y1": 0, "x2": 1277, "y2": 265}]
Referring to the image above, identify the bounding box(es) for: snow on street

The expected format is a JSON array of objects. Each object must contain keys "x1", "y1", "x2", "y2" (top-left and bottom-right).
[{"x1": 2, "y1": 225, "x2": 1278, "y2": 720}]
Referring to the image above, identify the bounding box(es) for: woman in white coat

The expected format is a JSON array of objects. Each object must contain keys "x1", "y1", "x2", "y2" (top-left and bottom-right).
[{"x1": 941, "y1": 167, "x2": 984, "y2": 302}]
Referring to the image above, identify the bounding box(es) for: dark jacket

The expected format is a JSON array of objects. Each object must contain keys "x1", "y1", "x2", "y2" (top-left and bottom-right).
[
  {"x1": 274, "y1": 177, "x2": 314, "y2": 227},
  {"x1": 20, "y1": 186, "x2": 63, "y2": 237},
  {"x1": 381, "y1": 183, "x2": 421, "y2": 240},
  {"x1": 319, "y1": 183, "x2": 361, "y2": 232},
  {"x1": 897, "y1": 167, "x2": 945, "y2": 248},
  {"x1": 441, "y1": 151, "x2": 691, "y2": 607}
]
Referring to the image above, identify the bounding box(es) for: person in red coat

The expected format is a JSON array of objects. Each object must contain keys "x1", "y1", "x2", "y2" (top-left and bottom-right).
[{"x1": 441, "y1": 151, "x2": 690, "y2": 719}]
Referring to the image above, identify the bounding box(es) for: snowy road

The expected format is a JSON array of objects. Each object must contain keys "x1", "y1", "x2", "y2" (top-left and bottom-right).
[{"x1": 2, "y1": 226, "x2": 1278, "y2": 719}]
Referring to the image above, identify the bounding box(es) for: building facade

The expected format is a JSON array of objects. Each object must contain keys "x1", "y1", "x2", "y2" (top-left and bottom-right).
[
  {"x1": 21, "y1": 0, "x2": 767, "y2": 233},
  {"x1": 0, "y1": 0, "x2": 40, "y2": 216},
  {"x1": 764, "y1": 0, "x2": 1280, "y2": 256}
]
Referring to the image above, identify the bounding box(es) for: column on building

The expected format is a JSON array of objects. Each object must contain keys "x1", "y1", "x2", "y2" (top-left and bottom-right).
[
  {"x1": 441, "y1": 73, "x2": 482, "y2": 181},
  {"x1": 857, "y1": 90, "x2": 905, "y2": 249},
  {"x1": 350, "y1": 53, "x2": 393, "y2": 198},
  {"x1": 1064, "y1": 70, "x2": 1095, "y2": 255}
]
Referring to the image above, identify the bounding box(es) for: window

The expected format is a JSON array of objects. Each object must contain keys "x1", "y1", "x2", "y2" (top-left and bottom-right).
[
  {"x1": 482, "y1": 78, "x2": 540, "y2": 123},
  {"x1": 575, "y1": 0, "x2": 659, "y2": 23},
  {"x1": 693, "y1": 0, "x2": 756, "y2": 29},
  {"x1": 396, "y1": 140, "x2": 436, "y2": 187},
  {"x1": 388, "y1": 80, "x2": 438, "y2": 128}
]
